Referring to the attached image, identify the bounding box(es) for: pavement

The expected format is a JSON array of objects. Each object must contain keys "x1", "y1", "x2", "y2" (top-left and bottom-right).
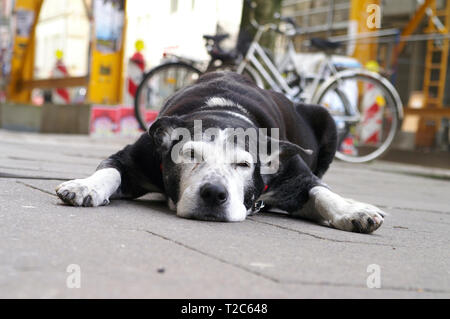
[{"x1": 0, "y1": 129, "x2": 449, "y2": 299}]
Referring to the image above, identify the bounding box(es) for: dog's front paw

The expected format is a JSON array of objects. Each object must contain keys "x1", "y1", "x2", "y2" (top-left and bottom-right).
[
  {"x1": 56, "y1": 180, "x2": 110, "y2": 207},
  {"x1": 331, "y1": 201, "x2": 385, "y2": 234}
]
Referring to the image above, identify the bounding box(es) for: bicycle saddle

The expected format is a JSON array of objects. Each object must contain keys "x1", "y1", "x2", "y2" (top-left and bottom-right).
[
  {"x1": 310, "y1": 38, "x2": 341, "y2": 51},
  {"x1": 203, "y1": 34, "x2": 229, "y2": 43},
  {"x1": 209, "y1": 48, "x2": 238, "y2": 62}
]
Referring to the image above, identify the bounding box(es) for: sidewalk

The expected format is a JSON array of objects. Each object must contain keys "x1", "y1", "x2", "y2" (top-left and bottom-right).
[{"x1": 0, "y1": 129, "x2": 449, "y2": 298}]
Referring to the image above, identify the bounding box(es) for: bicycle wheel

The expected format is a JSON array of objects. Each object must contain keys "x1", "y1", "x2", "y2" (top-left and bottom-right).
[
  {"x1": 312, "y1": 70, "x2": 403, "y2": 163},
  {"x1": 134, "y1": 62, "x2": 202, "y2": 130}
]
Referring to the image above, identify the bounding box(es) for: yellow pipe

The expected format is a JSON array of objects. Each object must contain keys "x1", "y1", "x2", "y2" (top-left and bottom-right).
[
  {"x1": 391, "y1": 0, "x2": 433, "y2": 67},
  {"x1": 349, "y1": 0, "x2": 379, "y2": 66}
]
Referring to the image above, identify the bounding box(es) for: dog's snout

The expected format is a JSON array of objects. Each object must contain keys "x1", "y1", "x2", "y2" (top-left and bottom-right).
[{"x1": 200, "y1": 183, "x2": 228, "y2": 206}]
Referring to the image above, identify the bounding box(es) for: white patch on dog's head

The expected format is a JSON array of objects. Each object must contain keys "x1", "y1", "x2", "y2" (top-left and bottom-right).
[
  {"x1": 205, "y1": 97, "x2": 250, "y2": 115},
  {"x1": 203, "y1": 97, "x2": 255, "y2": 126},
  {"x1": 175, "y1": 130, "x2": 255, "y2": 222}
]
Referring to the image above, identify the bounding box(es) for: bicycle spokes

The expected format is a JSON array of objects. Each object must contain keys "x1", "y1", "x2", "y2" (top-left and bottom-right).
[{"x1": 319, "y1": 75, "x2": 397, "y2": 161}]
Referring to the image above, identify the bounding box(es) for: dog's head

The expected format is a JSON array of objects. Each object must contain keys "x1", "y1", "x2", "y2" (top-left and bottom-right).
[{"x1": 149, "y1": 116, "x2": 308, "y2": 222}]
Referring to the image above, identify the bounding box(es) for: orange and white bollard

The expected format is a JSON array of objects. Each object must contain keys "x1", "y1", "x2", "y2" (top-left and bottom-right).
[
  {"x1": 51, "y1": 50, "x2": 71, "y2": 104},
  {"x1": 361, "y1": 89, "x2": 385, "y2": 144},
  {"x1": 360, "y1": 61, "x2": 384, "y2": 145},
  {"x1": 125, "y1": 40, "x2": 146, "y2": 106}
]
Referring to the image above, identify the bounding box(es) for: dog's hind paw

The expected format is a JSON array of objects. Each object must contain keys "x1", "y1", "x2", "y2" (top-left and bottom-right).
[
  {"x1": 55, "y1": 180, "x2": 110, "y2": 207},
  {"x1": 331, "y1": 201, "x2": 385, "y2": 234}
]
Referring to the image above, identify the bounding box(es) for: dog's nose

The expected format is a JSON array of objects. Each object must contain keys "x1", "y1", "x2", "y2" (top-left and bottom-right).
[{"x1": 200, "y1": 183, "x2": 228, "y2": 206}]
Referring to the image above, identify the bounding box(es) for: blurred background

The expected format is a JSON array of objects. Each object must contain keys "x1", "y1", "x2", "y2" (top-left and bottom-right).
[{"x1": 0, "y1": 0, "x2": 449, "y2": 167}]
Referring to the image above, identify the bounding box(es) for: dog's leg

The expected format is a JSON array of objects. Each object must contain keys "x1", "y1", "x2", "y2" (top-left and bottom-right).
[
  {"x1": 261, "y1": 154, "x2": 385, "y2": 233},
  {"x1": 56, "y1": 168, "x2": 121, "y2": 207},
  {"x1": 56, "y1": 133, "x2": 164, "y2": 207},
  {"x1": 293, "y1": 186, "x2": 385, "y2": 234},
  {"x1": 285, "y1": 104, "x2": 384, "y2": 233}
]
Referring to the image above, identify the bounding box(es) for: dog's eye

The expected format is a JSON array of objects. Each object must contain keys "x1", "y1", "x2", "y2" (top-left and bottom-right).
[
  {"x1": 234, "y1": 161, "x2": 251, "y2": 169},
  {"x1": 181, "y1": 147, "x2": 203, "y2": 162},
  {"x1": 188, "y1": 149, "x2": 195, "y2": 160}
]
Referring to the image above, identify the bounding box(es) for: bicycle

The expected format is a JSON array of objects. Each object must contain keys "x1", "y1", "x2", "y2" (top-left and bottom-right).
[{"x1": 135, "y1": 3, "x2": 403, "y2": 163}]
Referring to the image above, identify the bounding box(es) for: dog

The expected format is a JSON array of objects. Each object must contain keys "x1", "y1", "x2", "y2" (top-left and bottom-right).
[{"x1": 56, "y1": 72, "x2": 384, "y2": 233}]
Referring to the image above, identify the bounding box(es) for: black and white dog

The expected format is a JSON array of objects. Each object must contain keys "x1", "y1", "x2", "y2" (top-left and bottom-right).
[{"x1": 56, "y1": 72, "x2": 384, "y2": 233}]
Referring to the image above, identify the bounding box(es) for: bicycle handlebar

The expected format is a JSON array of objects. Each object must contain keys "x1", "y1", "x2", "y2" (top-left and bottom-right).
[{"x1": 273, "y1": 12, "x2": 298, "y2": 28}]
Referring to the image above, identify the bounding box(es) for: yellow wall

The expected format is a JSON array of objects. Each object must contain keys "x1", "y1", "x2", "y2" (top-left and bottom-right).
[{"x1": 7, "y1": 0, "x2": 43, "y2": 103}]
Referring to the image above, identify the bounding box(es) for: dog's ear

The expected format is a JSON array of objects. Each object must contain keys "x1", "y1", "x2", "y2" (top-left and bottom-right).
[
  {"x1": 260, "y1": 137, "x2": 313, "y2": 175},
  {"x1": 148, "y1": 116, "x2": 186, "y2": 155}
]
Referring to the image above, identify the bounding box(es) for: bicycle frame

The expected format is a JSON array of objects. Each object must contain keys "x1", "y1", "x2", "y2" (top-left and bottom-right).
[
  {"x1": 236, "y1": 27, "x2": 369, "y2": 124},
  {"x1": 236, "y1": 26, "x2": 296, "y2": 96},
  {"x1": 236, "y1": 24, "x2": 338, "y2": 103}
]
